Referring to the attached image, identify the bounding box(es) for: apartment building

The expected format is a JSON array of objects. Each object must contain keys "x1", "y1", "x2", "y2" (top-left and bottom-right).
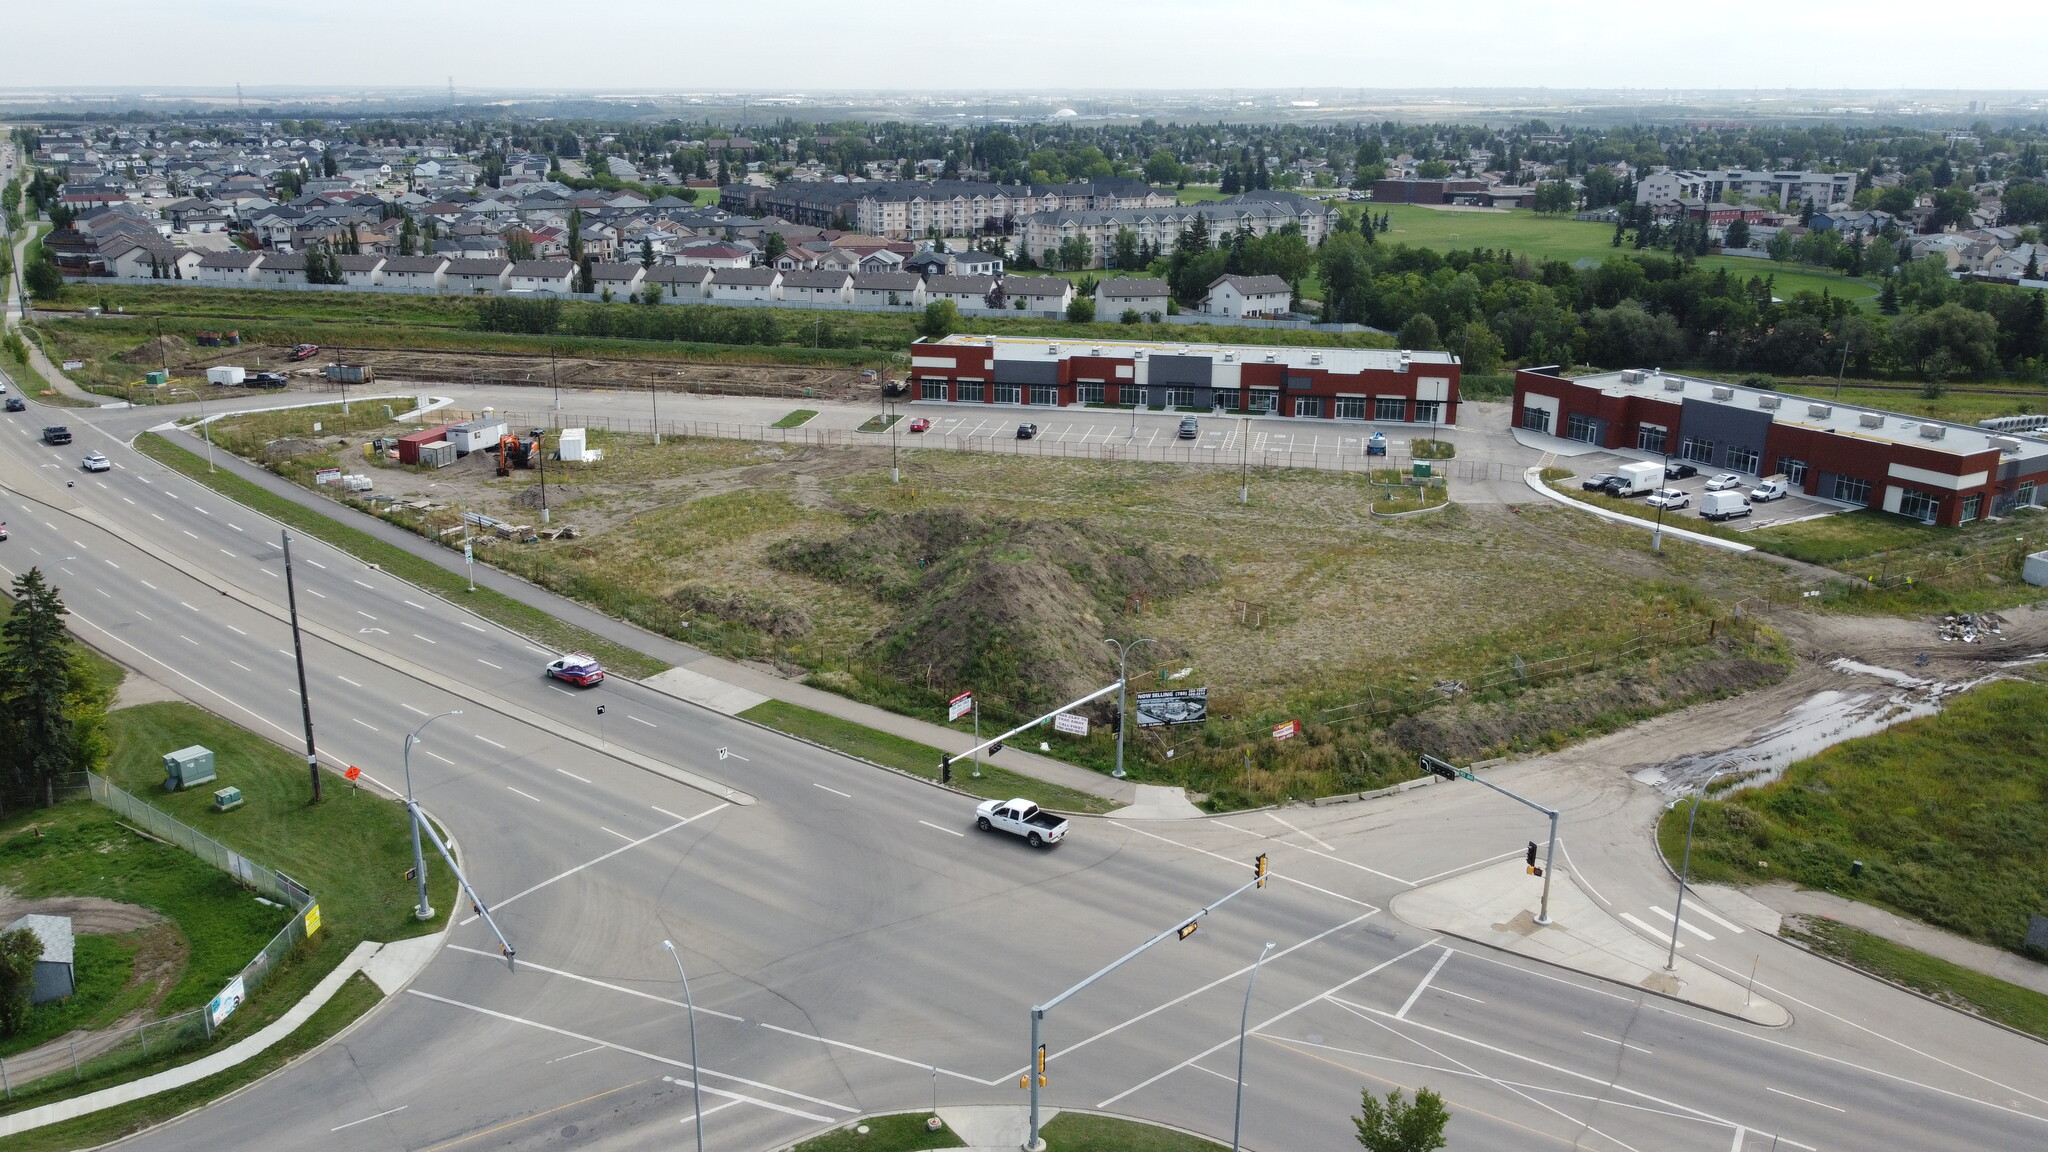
[
  {"x1": 1018, "y1": 191, "x2": 1332, "y2": 271},
  {"x1": 1637, "y1": 169, "x2": 1858, "y2": 210}
]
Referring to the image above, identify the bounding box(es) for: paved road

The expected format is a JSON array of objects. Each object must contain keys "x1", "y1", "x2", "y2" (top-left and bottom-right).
[{"x1": 0, "y1": 383, "x2": 2043, "y2": 1152}]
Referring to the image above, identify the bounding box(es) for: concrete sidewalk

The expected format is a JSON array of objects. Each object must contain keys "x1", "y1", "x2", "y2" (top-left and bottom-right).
[{"x1": 1392, "y1": 859, "x2": 1790, "y2": 1027}]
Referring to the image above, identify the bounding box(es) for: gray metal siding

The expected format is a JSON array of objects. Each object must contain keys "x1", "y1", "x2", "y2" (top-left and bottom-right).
[
  {"x1": 1150, "y1": 355, "x2": 1212, "y2": 386},
  {"x1": 1679, "y1": 398, "x2": 1773, "y2": 469},
  {"x1": 993, "y1": 359, "x2": 1059, "y2": 386}
]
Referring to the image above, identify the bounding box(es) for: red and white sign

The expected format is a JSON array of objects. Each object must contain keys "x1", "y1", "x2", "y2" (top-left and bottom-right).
[
  {"x1": 948, "y1": 691, "x2": 974, "y2": 722},
  {"x1": 1272, "y1": 720, "x2": 1300, "y2": 741},
  {"x1": 1053, "y1": 712, "x2": 1088, "y2": 737}
]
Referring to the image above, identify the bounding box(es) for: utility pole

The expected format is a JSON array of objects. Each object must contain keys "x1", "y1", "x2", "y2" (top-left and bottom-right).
[
  {"x1": 1668, "y1": 769, "x2": 1730, "y2": 970},
  {"x1": 282, "y1": 530, "x2": 321, "y2": 802},
  {"x1": 1233, "y1": 941, "x2": 1277, "y2": 1152},
  {"x1": 1104, "y1": 637, "x2": 1155, "y2": 780},
  {"x1": 550, "y1": 344, "x2": 561, "y2": 411},
  {"x1": 536, "y1": 428, "x2": 549, "y2": 524},
  {"x1": 651, "y1": 378, "x2": 661, "y2": 445},
  {"x1": 1240, "y1": 414, "x2": 1249, "y2": 503}
]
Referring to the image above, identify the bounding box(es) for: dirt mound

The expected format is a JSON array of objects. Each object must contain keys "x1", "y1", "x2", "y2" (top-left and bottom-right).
[
  {"x1": 118, "y1": 334, "x2": 188, "y2": 365},
  {"x1": 775, "y1": 509, "x2": 1218, "y2": 713},
  {"x1": 0, "y1": 886, "x2": 166, "y2": 935},
  {"x1": 511, "y1": 483, "x2": 585, "y2": 508},
  {"x1": 262, "y1": 438, "x2": 327, "y2": 461}
]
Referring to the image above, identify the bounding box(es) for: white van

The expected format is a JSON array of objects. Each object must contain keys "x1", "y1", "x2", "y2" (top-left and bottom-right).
[{"x1": 1699, "y1": 490, "x2": 1752, "y2": 521}]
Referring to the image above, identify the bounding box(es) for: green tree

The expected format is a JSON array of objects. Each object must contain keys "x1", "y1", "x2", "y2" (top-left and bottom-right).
[
  {"x1": 0, "y1": 927, "x2": 38, "y2": 1037},
  {"x1": 23, "y1": 248, "x2": 64, "y2": 298},
  {"x1": 918, "y1": 299, "x2": 960, "y2": 339},
  {"x1": 1452, "y1": 320, "x2": 1504, "y2": 374},
  {"x1": 504, "y1": 231, "x2": 535, "y2": 262},
  {"x1": 2, "y1": 568, "x2": 77, "y2": 809},
  {"x1": 1066, "y1": 297, "x2": 1096, "y2": 323},
  {"x1": 2002, "y1": 181, "x2": 2048, "y2": 226},
  {"x1": 1875, "y1": 185, "x2": 1916, "y2": 217},
  {"x1": 1725, "y1": 219, "x2": 1751, "y2": 250},
  {"x1": 1414, "y1": 160, "x2": 1452, "y2": 180},
  {"x1": 1143, "y1": 148, "x2": 1183, "y2": 187},
  {"x1": 764, "y1": 231, "x2": 788, "y2": 263},
  {"x1": 566, "y1": 207, "x2": 584, "y2": 265},
  {"x1": 1928, "y1": 187, "x2": 1977, "y2": 232},
  {"x1": 1534, "y1": 180, "x2": 1577, "y2": 214},
  {"x1": 576, "y1": 254, "x2": 595, "y2": 295},
  {"x1": 1109, "y1": 227, "x2": 1141, "y2": 271},
  {"x1": 1398, "y1": 312, "x2": 1441, "y2": 351},
  {"x1": 640, "y1": 237, "x2": 656, "y2": 268},
  {"x1": 1353, "y1": 1087, "x2": 1450, "y2": 1152}
]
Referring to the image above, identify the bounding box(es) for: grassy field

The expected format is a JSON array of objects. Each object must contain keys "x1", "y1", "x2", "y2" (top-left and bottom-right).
[
  {"x1": 774, "y1": 409, "x2": 819, "y2": 428},
  {"x1": 1176, "y1": 185, "x2": 1236, "y2": 204},
  {"x1": 792, "y1": 1114, "x2": 963, "y2": 1152},
  {"x1": 1040, "y1": 1113, "x2": 1225, "y2": 1152},
  {"x1": 738, "y1": 699, "x2": 1116, "y2": 814},
  {"x1": 1785, "y1": 917, "x2": 2048, "y2": 1042},
  {"x1": 135, "y1": 429, "x2": 671, "y2": 678},
  {"x1": 0, "y1": 934, "x2": 152, "y2": 1059},
  {"x1": 1659, "y1": 678, "x2": 2048, "y2": 953},
  {"x1": 1773, "y1": 383, "x2": 2048, "y2": 424}
]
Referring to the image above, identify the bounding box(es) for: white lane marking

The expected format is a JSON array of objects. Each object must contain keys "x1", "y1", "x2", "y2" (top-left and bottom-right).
[
  {"x1": 424, "y1": 750, "x2": 454, "y2": 765},
  {"x1": 228, "y1": 522, "x2": 243, "y2": 532},
  {"x1": 306, "y1": 558, "x2": 325, "y2": 568},
  {"x1": 549, "y1": 685, "x2": 575, "y2": 696},
  {"x1": 403, "y1": 990, "x2": 839, "y2": 1121},
  {"x1": 1395, "y1": 948, "x2": 1452, "y2": 1020},
  {"x1": 1127, "y1": 824, "x2": 1376, "y2": 908},
  {"x1": 122, "y1": 496, "x2": 135, "y2": 505},
  {"x1": 918, "y1": 820, "x2": 965, "y2": 837},
  {"x1": 1581, "y1": 1031, "x2": 1653, "y2": 1055},
  {"x1": 356, "y1": 611, "x2": 377, "y2": 620},
  {"x1": 261, "y1": 568, "x2": 278, "y2": 578},
  {"x1": 103, "y1": 559, "x2": 120, "y2": 569},
  {"x1": 353, "y1": 579, "x2": 375, "y2": 589},
  {"x1": 152, "y1": 514, "x2": 166, "y2": 521},
  {"x1": 351, "y1": 718, "x2": 380, "y2": 731},
  {"x1": 307, "y1": 588, "x2": 325, "y2": 598},
  {"x1": 1267, "y1": 811, "x2": 1334, "y2": 851},
  {"x1": 629, "y1": 715, "x2": 656, "y2": 728},
  {"x1": 556, "y1": 769, "x2": 591, "y2": 784},
  {"x1": 139, "y1": 580, "x2": 156, "y2": 590},
  {"x1": 413, "y1": 634, "x2": 436, "y2": 643},
  {"x1": 460, "y1": 621, "x2": 488, "y2": 633},
  {"x1": 1764, "y1": 1086, "x2": 1844, "y2": 1113},
  {"x1": 229, "y1": 660, "x2": 251, "y2": 672},
  {"x1": 1619, "y1": 912, "x2": 1678, "y2": 945},
  {"x1": 1648, "y1": 906, "x2": 1715, "y2": 941},
  {"x1": 179, "y1": 635, "x2": 199, "y2": 646},
  {"x1": 1555, "y1": 837, "x2": 1608, "y2": 906},
  {"x1": 404, "y1": 600, "x2": 428, "y2": 610},
  {"x1": 547, "y1": 1045, "x2": 606, "y2": 1064},
  {"x1": 461, "y1": 804, "x2": 731, "y2": 924},
  {"x1": 476, "y1": 658, "x2": 501, "y2": 669},
  {"x1": 446, "y1": 947, "x2": 747, "y2": 1024},
  {"x1": 330, "y1": 1105, "x2": 407, "y2": 1132},
  {"x1": 95, "y1": 588, "x2": 109, "y2": 598},
  {"x1": 226, "y1": 625, "x2": 245, "y2": 635},
  {"x1": 218, "y1": 548, "x2": 235, "y2": 557},
  {"x1": 135, "y1": 611, "x2": 152, "y2": 620},
  {"x1": 1679, "y1": 900, "x2": 1745, "y2": 935},
  {"x1": 1434, "y1": 987, "x2": 1485, "y2": 1004},
  {"x1": 523, "y1": 644, "x2": 547, "y2": 655},
  {"x1": 179, "y1": 601, "x2": 197, "y2": 611},
  {"x1": 600, "y1": 826, "x2": 634, "y2": 842},
  {"x1": 812, "y1": 783, "x2": 850, "y2": 798},
  {"x1": 507, "y1": 786, "x2": 542, "y2": 803},
  {"x1": 337, "y1": 676, "x2": 363, "y2": 687},
  {"x1": 1211, "y1": 819, "x2": 1412, "y2": 886},
  {"x1": 650, "y1": 806, "x2": 688, "y2": 821},
  {"x1": 475, "y1": 734, "x2": 506, "y2": 749},
  {"x1": 401, "y1": 703, "x2": 429, "y2": 716}
]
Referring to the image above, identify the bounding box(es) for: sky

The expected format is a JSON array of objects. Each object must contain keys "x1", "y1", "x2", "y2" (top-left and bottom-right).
[{"x1": 10, "y1": 1, "x2": 2048, "y2": 94}]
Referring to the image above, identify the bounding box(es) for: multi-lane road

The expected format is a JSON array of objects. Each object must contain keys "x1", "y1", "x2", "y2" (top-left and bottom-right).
[{"x1": 0, "y1": 386, "x2": 2043, "y2": 1152}]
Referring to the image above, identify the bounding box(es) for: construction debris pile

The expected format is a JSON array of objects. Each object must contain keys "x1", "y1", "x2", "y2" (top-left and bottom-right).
[{"x1": 1937, "y1": 612, "x2": 2006, "y2": 643}]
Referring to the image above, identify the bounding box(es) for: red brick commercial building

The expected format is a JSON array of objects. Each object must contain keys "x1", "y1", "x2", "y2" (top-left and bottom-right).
[
  {"x1": 1512, "y1": 367, "x2": 2048, "y2": 526},
  {"x1": 910, "y1": 336, "x2": 1461, "y2": 424}
]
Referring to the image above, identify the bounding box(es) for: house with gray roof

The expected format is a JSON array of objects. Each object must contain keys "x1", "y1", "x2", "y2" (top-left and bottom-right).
[
  {"x1": 1094, "y1": 277, "x2": 1170, "y2": 317},
  {"x1": 1200, "y1": 274, "x2": 1293, "y2": 318},
  {"x1": 508, "y1": 259, "x2": 576, "y2": 294},
  {"x1": 380, "y1": 255, "x2": 448, "y2": 290},
  {"x1": 708, "y1": 267, "x2": 782, "y2": 301},
  {"x1": 781, "y1": 269, "x2": 853, "y2": 304},
  {"x1": 852, "y1": 272, "x2": 925, "y2": 308},
  {"x1": 646, "y1": 264, "x2": 713, "y2": 300},
  {"x1": 196, "y1": 250, "x2": 265, "y2": 284}
]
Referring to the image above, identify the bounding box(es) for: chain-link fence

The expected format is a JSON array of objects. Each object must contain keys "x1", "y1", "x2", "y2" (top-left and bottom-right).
[{"x1": 0, "y1": 777, "x2": 320, "y2": 1103}]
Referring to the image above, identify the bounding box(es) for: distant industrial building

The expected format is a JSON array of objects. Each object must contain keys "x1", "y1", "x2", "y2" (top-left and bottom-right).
[
  {"x1": 1512, "y1": 367, "x2": 2048, "y2": 526},
  {"x1": 910, "y1": 335, "x2": 1460, "y2": 423}
]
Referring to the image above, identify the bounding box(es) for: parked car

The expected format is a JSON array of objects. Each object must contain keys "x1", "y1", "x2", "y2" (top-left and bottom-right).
[
  {"x1": 42, "y1": 425, "x2": 71, "y2": 445},
  {"x1": 544, "y1": 654, "x2": 605, "y2": 687},
  {"x1": 1664, "y1": 462, "x2": 1698, "y2": 480},
  {"x1": 1645, "y1": 488, "x2": 1690, "y2": 510},
  {"x1": 1581, "y1": 473, "x2": 1618, "y2": 491},
  {"x1": 81, "y1": 452, "x2": 111, "y2": 473},
  {"x1": 1749, "y1": 477, "x2": 1791, "y2": 502},
  {"x1": 246, "y1": 370, "x2": 289, "y2": 387},
  {"x1": 1178, "y1": 416, "x2": 1200, "y2": 439},
  {"x1": 908, "y1": 417, "x2": 931, "y2": 433},
  {"x1": 975, "y1": 798, "x2": 1068, "y2": 847},
  {"x1": 1699, "y1": 490, "x2": 1752, "y2": 521},
  {"x1": 286, "y1": 343, "x2": 320, "y2": 362},
  {"x1": 1703, "y1": 473, "x2": 1743, "y2": 492},
  {"x1": 1015, "y1": 422, "x2": 1038, "y2": 440},
  {"x1": 4, "y1": 397, "x2": 25, "y2": 412}
]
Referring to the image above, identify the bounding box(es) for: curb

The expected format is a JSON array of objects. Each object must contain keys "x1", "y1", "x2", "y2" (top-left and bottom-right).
[
  {"x1": 1522, "y1": 467, "x2": 1755, "y2": 553},
  {"x1": 1776, "y1": 920, "x2": 2048, "y2": 1049}
]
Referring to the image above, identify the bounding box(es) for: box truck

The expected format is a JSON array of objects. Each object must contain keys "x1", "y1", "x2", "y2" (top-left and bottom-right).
[{"x1": 1602, "y1": 461, "x2": 1665, "y2": 498}]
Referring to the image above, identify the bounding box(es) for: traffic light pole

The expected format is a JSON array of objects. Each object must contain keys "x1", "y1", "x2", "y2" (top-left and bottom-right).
[
  {"x1": 409, "y1": 797, "x2": 517, "y2": 970},
  {"x1": 1421, "y1": 755, "x2": 1560, "y2": 925},
  {"x1": 940, "y1": 680, "x2": 1123, "y2": 780},
  {"x1": 1022, "y1": 867, "x2": 1268, "y2": 1151}
]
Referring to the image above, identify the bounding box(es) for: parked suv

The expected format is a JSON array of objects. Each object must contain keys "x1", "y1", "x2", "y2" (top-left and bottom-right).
[{"x1": 1177, "y1": 416, "x2": 1200, "y2": 439}]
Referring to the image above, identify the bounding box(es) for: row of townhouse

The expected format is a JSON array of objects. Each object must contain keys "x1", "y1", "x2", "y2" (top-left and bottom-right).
[
  {"x1": 908, "y1": 335, "x2": 1461, "y2": 422},
  {"x1": 1016, "y1": 191, "x2": 1333, "y2": 270},
  {"x1": 1636, "y1": 169, "x2": 1859, "y2": 210},
  {"x1": 720, "y1": 179, "x2": 1175, "y2": 240}
]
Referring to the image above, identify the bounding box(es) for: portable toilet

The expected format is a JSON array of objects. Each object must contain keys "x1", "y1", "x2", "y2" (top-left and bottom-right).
[{"x1": 164, "y1": 745, "x2": 217, "y2": 791}]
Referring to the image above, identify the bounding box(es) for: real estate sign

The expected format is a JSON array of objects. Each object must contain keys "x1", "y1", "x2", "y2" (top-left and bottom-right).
[
  {"x1": 948, "y1": 691, "x2": 974, "y2": 722},
  {"x1": 1053, "y1": 712, "x2": 1089, "y2": 736},
  {"x1": 1272, "y1": 719, "x2": 1300, "y2": 741},
  {"x1": 208, "y1": 974, "x2": 247, "y2": 1029},
  {"x1": 1136, "y1": 688, "x2": 1208, "y2": 728}
]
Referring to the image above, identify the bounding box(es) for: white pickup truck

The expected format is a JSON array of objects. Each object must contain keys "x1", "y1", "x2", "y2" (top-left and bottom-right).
[{"x1": 975, "y1": 798, "x2": 1068, "y2": 847}]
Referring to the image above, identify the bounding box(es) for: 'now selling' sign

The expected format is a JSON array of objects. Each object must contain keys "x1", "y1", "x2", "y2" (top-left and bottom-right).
[
  {"x1": 1272, "y1": 720, "x2": 1300, "y2": 741},
  {"x1": 948, "y1": 692, "x2": 974, "y2": 722}
]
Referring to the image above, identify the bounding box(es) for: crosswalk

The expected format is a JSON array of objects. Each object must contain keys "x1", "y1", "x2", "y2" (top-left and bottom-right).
[{"x1": 1618, "y1": 898, "x2": 1746, "y2": 949}]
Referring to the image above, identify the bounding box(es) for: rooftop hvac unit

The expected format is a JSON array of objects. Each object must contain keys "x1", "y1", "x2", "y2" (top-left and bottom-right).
[
  {"x1": 1398, "y1": 351, "x2": 1413, "y2": 373},
  {"x1": 1808, "y1": 403, "x2": 1833, "y2": 418},
  {"x1": 1758, "y1": 395, "x2": 1782, "y2": 410},
  {"x1": 1620, "y1": 369, "x2": 1646, "y2": 384},
  {"x1": 1990, "y1": 435, "x2": 2023, "y2": 453},
  {"x1": 1859, "y1": 413, "x2": 1885, "y2": 428},
  {"x1": 1047, "y1": 343, "x2": 1059, "y2": 355},
  {"x1": 1711, "y1": 386, "x2": 1734, "y2": 400},
  {"x1": 1264, "y1": 353, "x2": 1277, "y2": 363},
  {"x1": 1918, "y1": 423, "x2": 1947, "y2": 440},
  {"x1": 1220, "y1": 351, "x2": 1234, "y2": 362},
  {"x1": 1309, "y1": 352, "x2": 1323, "y2": 365},
  {"x1": 1662, "y1": 377, "x2": 1685, "y2": 391},
  {"x1": 1090, "y1": 347, "x2": 1102, "y2": 356}
]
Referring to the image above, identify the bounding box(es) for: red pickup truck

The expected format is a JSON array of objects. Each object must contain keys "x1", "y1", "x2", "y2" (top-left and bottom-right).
[{"x1": 287, "y1": 343, "x2": 320, "y2": 362}]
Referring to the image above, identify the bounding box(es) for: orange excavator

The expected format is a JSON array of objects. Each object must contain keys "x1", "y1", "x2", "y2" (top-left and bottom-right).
[{"x1": 495, "y1": 430, "x2": 543, "y2": 476}]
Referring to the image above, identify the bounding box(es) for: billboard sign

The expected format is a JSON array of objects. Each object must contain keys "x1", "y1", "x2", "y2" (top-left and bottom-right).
[
  {"x1": 1136, "y1": 688, "x2": 1208, "y2": 728},
  {"x1": 1053, "y1": 712, "x2": 1089, "y2": 736},
  {"x1": 208, "y1": 975, "x2": 247, "y2": 1029},
  {"x1": 948, "y1": 691, "x2": 974, "y2": 722}
]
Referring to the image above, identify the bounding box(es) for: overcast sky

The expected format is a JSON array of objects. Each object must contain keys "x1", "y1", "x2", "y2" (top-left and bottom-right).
[{"x1": 12, "y1": 1, "x2": 2048, "y2": 93}]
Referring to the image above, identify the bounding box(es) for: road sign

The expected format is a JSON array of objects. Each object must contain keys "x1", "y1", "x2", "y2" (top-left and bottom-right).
[
  {"x1": 1053, "y1": 712, "x2": 1088, "y2": 736},
  {"x1": 1136, "y1": 687, "x2": 1208, "y2": 727},
  {"x1": 343, "y1": 765, "x2": 361, "y2": 781},
  {"x1": 304, "y1": 903, "x2": 322, "y2": 937},
  {"x1": 948, "y1": 691, "x2": 974, "y2": 722},
  {"x1": 1272, "y1": 719, "x2": 1300, "y2": 741}
]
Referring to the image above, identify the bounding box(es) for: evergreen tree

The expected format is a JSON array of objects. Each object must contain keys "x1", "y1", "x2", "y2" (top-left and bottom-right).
[
  {"x1": 1, "y1": 568, "x2": 76, "y2": 809},
  {"x1": 641, "y1": 237, "x2": 655, "y2": 268},
  {"x1": 1879, "y1": 277, "x2": 1900, "y2": 315},
  {"x1": 576, "y1": 254, "x2": 595, "y2": 294},
  {"x1": 566, "y1": 208, "x2": 584, "y2": 266}
]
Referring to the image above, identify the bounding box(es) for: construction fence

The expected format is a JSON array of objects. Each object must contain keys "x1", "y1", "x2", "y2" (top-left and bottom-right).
[{"x1": 0, "y1": 778, "x2": 321, "y2": 1103}]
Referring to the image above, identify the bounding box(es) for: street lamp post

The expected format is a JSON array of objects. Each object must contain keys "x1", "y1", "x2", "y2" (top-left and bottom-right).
[
  {"x1": 1232, "y1": 941, "x2": 1277, "y2": 1152},
  {"x1": 169, "y1": 387, "x2": 215, "y2": 471},
  {"x1": 651, "y1": 379, "x2": 662, "y2": 445},
  {"x1": 1239, "y1": 414, "x2": 1249, "y2": 504},
  {"x1": 1652, "y1": 453, "x2": 1671, "y2": 553},
  {"x1": 661, "y1": 940, "x2": 706, "y2": 1152},
  {"x1": 1667, "y1": 769, "x2": 1730, "y2": 971},
  {"x1": 403, "y1": 710, "x2": 464, "y2": 920},
  {"x1": 1103, "y1": 637, "x2": 1155, "y2": 780}
]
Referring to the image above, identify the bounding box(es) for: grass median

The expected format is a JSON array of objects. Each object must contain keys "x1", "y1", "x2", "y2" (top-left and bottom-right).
[
  {"x1": 1785, "y1": 917, "x2": 2048, "y2": 1043},
  {"x1": 134, "y1": 431, "x2": 670, "y2": 678},
  {"x1": 739, "y1": 699, "x2": 1117, "y2": 814},
  {"x1": 790, "y1": 1112, "x2": 1223, "y2": 1152}
]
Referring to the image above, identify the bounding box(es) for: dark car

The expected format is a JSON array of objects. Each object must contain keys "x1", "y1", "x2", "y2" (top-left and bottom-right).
[
  {"x1": 1177, "y1": 416, "x2": 1200, "y2": 439},
  {"x1": 1581, "y1": 473, "x2": 1618, "y2": 491},
  {"x1": 4, "y1": 397, "x2": 25, "y2": 412},
  {"x1": 42, "y1": 425, "x2": 72, "y2": 445},
  {"x1": 1665, "y1": 462, "x2": 1698, "y2": 480},
  {"x1": 1016, "y1": 422, "x2": 1038, "y2": 440},
  {"x1": 246, "y1": 370, "x2": 288, "y2": 387}
]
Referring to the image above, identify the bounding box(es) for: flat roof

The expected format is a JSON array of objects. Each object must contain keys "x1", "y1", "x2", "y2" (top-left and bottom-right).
[
  {"x1": 1546, "y1": 369, "x2": 2048, "y2": 464},
  {"x1": 931, "y1": 334, "x2": 1458, "y2": 374}
]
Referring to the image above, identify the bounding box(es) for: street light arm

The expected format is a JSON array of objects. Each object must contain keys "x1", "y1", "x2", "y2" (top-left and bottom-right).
[{"x1": 662, "y1": 940, "x2": 706, "y2": 1152}]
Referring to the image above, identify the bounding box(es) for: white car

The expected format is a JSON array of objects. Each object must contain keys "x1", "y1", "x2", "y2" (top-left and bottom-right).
[
  {"x1": 1703, "y1": 473, "x2": 1743, "y2": 492},
  {"x1": 81, "y1": 452, "x2": 111, "y2": 473},
  {"x1": 1645, "y1": 488, "x2": 1691, "y2": 510}
]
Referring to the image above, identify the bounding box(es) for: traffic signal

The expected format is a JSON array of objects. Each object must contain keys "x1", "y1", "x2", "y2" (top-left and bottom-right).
[
  {"x1": 1255, "y1": 852, "x2": 1269, "y2": 888},
  {"x1": 1423, "y1": 756, "x2": 1458, "y2": 781},
  {"x1": 989, "y1": 741, "x2": 1004, "y2": 755},
  {"x1": 1526, "y1": 841, "x2": 1542, "y2": 876},
  {"x1": 1037, "y1": 1043, "x2": 1048, "y2": 1086},
  {"x1": 1177, "y1": 919, "x2": 1199, "y2": 940},
  {"x1": 940, "y1": 756, "x2": 952, "y2": 784}
]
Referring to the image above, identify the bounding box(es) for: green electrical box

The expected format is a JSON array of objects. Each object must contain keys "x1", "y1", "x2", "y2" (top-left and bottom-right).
[
  {"x1": 1412, "y1": 462, "x2": 1433, "y2": 479},
  {"x1": 164, "y1": 745, "x2": 216, "y2": 791},
  {"x1": 212, "y1": 786, "x2": 244, "y2": 812},
  {"x1": 144, "y1": 370, "x2": 169, "y2": 387}
]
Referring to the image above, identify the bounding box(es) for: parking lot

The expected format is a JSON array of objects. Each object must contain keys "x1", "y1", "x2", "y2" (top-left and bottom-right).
[
  {"x1": 1561, "y1": 452, "x2": 1844, "y2": 530},
  {"x1": 909, "y1": 411, "x2": 1427, "y2": 459}
]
